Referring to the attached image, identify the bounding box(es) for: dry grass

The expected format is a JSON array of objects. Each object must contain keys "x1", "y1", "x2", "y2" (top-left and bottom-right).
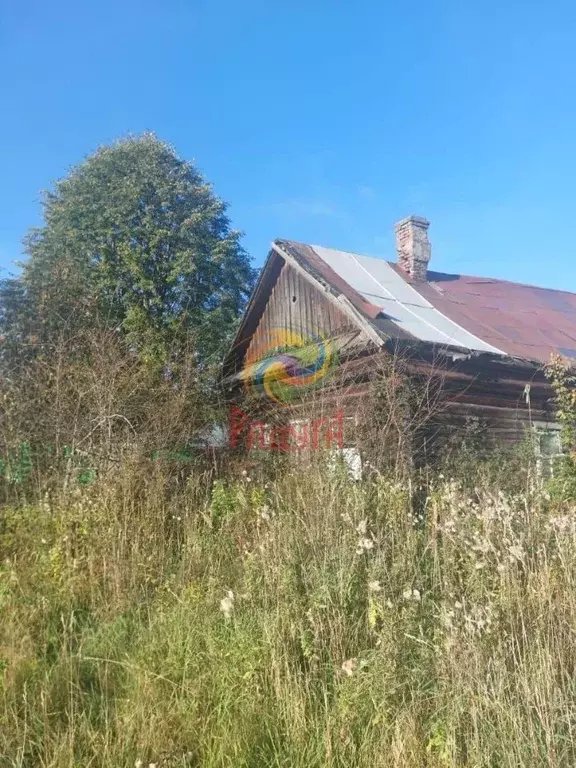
[{"x1": 1, "y1": 454, "x2": 576, "y2": 767}]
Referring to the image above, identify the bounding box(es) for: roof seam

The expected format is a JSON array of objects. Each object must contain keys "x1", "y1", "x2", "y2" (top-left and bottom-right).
[
  {"x1": 346, "y1": 252, "x2": 464, "y2": 345},
  {"x1": 314, "y1": 245, "x2": 504, "y2": 354}
]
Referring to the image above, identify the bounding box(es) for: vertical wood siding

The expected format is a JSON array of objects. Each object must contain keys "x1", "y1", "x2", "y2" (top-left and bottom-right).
[{"x1": 245, "y1": 261, "x2": 356, "y2": 360}]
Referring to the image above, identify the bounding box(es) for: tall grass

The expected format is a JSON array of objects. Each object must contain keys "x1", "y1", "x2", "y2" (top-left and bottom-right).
[{"x1": 1, "y1": 455, "x2": 576, "y2": 767}]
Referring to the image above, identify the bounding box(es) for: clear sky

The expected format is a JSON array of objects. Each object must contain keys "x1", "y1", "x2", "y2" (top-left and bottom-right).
[{"x1": 2, "y1": 0, "x2": 576, "y2": 289}]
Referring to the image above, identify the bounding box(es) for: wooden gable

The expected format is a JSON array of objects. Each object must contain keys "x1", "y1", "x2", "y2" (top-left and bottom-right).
[{"x1": 244, "y1": 260, "x2": 356, "y2": 364}]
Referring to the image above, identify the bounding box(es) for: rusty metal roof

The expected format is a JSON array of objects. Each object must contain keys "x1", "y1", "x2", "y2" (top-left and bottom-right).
[
  {"x1": 277, "y1": 239, "x2": 576, "y2": 365},
  {"x1": 415, "y1": 268, "x2": 576, "y2": 363}
]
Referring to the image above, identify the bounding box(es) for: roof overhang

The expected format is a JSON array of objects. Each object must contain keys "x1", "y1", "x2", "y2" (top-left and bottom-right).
[{"x1": 222, "y1": 239, "x2": 548, "y2": 396}]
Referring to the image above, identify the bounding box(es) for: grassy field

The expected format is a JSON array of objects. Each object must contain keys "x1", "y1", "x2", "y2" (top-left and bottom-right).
[{"x1": 1, "y1": 458, "x2": 576, "y2": 767}]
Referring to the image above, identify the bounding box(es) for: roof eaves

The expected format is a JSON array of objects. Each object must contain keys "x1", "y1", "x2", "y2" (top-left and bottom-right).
[
  {"x1": 222, "y1": 247, "x2": 284, "y2": 378},
  {"x1": 380, "y1": 336, "x2": 544, "y2": 372}
]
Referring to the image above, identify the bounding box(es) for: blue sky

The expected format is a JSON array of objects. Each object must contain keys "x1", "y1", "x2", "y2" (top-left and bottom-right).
[{"x1": 2, "y1": 0, "x2": 576, "y2": 289}]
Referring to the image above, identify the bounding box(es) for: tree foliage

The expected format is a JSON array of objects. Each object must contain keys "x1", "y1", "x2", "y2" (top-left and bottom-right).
[
  {"x1": 0, "y1": 133, "x2": 255, "y2": 367},
  {"x1": 545, "y1": 355, "x2": 576, "y2": 453}
]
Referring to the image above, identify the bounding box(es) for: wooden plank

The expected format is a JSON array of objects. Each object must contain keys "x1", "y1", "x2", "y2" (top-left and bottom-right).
[{"x1": 244, "y1": 262, "x2": 355, "y2": 364}]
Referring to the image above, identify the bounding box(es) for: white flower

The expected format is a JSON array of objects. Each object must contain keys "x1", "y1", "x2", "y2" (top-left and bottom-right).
[
  {"x1": 356, "y1": 537, "x2": 374, "y2": 554},
  {"x1": 403, "y1": 588, "x2": 412, "y2": 601},
  {"x1": 356, "y1": 519, "x2": 367, "y2": 536},
  {"x1": 368, "y1": 580, "x2": 382, "y2": 592},
  {"x1": 259, "y1": 504, "x2": 272, "y2": 521},
  {"x1": 508, "y1": 544, "x2": 525, "y2": 562},
  {"x1": 412, "y1": 588, "x2": 421, "y2": 602},
  {"x1": 220, "y1": 590, "x2": 235, "y2": 619},
  {"x1": 341, "y1": 657, "x2": 357, "y2": 677},
  {"x1": 135, "y1": 761, "x2": 143, "y2": 768}
]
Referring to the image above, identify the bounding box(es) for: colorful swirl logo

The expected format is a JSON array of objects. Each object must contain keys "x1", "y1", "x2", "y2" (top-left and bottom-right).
[{"x1": 241, "y1": 327, "x2": 337, "y2": 404}]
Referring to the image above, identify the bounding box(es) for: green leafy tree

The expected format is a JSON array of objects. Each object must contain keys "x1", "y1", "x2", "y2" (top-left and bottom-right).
[{"x1": 0, "y1": 133, "x2": 255, "y2": 367}]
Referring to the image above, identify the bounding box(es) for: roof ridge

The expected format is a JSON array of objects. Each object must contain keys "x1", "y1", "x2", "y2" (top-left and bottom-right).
[
  {"x1": 424, "y1": 267, "x2": 576, "y2": 296},
  {"x1": 281, "y1": 238, "x2": 571, "y2": 296}
]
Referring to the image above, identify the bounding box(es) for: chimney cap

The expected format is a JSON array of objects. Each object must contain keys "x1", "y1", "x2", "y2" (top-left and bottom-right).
[{"x1": 395, "y1": 215, "x2": 430, "y2": 230}]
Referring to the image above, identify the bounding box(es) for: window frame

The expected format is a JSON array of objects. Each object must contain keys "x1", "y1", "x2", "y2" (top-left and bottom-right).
[{"x1": 532, "y1": 421, "x2": 563, "y2": 477}]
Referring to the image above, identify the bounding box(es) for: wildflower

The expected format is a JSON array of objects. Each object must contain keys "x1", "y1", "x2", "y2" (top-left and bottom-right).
[
  {"x1": 402, "y1": 588, "x2": 412, "y2": 601},
  {"x1": 356, "y1": 519, "x2": 367, "y2": 535},
  {"x1": 220, "y1": 590, "x2": 235, "y2": 620},
  {"x1": 508, "y1": 544, "x2": 525, "y2": 562},
  {"x1": 403, "y1": 588, "x2": 421, "y2": 602},
  {"x1": 341, "y1": 657, "x2": 358, "y2": 677},
  {"x1": 412, "y1": 588, "x2": 421, "y2": 602},
  {"x1": 135, "y1": 761, "x2": 143, "y2": 768},
  {"x1": 259, "y1": 504, "x2": 272, "y2": 521},
  {"x1": 356, "y1": 537, "x2": 374, "y2": 554},
  {"x1": 441, "y1": 609, "x2": 455, "y2": 629},
  {"x1": 368, "y1": 580, "x2": 382, "y2": 592}
]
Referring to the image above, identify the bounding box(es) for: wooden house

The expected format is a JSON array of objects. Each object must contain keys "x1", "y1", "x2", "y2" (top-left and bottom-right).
[{"x1": 222, "y1": 216, "x2": 572, "y2": 463}]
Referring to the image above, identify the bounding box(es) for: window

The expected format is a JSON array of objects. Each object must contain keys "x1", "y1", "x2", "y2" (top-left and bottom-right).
[{"x1": 533, "y1": 424, "x2": 563, "y2": 477}]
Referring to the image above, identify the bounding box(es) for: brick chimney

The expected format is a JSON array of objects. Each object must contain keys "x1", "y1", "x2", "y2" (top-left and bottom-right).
[{"x1": 395, "y1": 215, "x2": 431, "y2": 280}]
